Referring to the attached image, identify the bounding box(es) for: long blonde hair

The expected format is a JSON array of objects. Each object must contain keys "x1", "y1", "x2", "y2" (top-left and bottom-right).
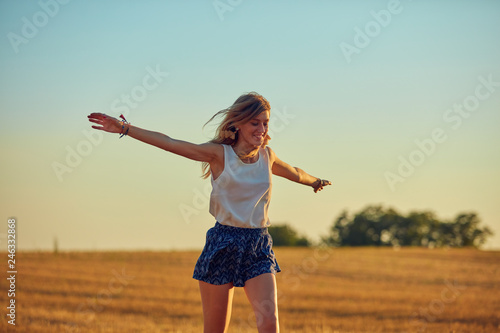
[{"x1": 201, "y1": 92, "x2": 271, "y2": 179}]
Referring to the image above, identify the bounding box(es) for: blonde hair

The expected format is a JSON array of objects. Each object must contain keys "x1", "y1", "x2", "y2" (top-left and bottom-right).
[{"x1": 201, "y1": 92, "x2": 271, "y2": 179}]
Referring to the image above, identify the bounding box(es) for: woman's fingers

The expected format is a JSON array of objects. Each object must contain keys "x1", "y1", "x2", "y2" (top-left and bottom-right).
[
  {"x1": 88, "y1": 112, "x2": 107, "y2": 118},
  {"x1": 313, "y1": 179, "x2": 332, "y2": 193},
  {"x1": 88, "y1": 113, "x2": 121, "y2": 134},
  {"x1": 88, "y1": 118, "x2": 102, "y2": 124},
  {"x1": 87, "y1": 113, "x2": 109, "y2": 123},
  {"x1": 88, "y1": 116, "x2": 105, "y2": 131}
]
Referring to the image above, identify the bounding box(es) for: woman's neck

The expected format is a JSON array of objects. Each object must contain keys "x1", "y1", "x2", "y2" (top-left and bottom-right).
[{"x1": 232, "y1": 142, "x2": 260, "y2": 163}]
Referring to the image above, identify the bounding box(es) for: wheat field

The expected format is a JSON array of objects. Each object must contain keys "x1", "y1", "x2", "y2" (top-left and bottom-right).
[{"x1": 1, "y1": 247, "x2": 498, "y2": 332}]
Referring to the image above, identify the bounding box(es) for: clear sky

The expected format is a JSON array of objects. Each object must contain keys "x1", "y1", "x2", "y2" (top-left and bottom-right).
[{"x1": 1, "y1": 0, "x2": 499, "y2": 251}]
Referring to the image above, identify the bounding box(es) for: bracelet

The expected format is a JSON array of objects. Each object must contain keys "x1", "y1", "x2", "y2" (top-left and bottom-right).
[{"x1": 119, "y1": 114, "x2": 130, "y2": 139}]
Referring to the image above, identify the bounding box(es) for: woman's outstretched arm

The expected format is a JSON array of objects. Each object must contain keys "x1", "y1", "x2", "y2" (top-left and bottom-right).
[
  {"x1": 267, "y1": 146, "x2": 332, "y2": 193},
  {"x1": 87, "y1": 113, "x2": 220, "y2": 163}
]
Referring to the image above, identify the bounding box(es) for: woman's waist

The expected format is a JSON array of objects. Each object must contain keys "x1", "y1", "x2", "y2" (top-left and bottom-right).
[{"x1": 214, "y1": 221, "x2": 269, "y2": 234}]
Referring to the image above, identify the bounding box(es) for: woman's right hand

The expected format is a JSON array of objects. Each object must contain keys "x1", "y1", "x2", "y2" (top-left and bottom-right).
[{"x1": 87, "y1": 113, "x2": 122, "y2": 134}]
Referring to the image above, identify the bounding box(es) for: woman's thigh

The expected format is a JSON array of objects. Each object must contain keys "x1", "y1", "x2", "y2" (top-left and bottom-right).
[
  {"x1": 243, "y1": 273, "x2": 279, "y2": 332},
  {"x1": 199, "y1": 281, "x2": 235, "y2": 333}
]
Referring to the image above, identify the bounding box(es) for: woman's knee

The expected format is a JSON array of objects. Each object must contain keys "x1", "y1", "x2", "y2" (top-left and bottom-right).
[
  {"x1": 258, "y1": 318, "x2": 279, "y2": 332},
  {"x1": 255, "y1": 310, "x2": 279, "y2": 332}
]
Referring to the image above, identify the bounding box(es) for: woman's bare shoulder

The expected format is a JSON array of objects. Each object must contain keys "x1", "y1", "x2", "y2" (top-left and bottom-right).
[
  {"x1": 202, "y1": 142, "x2": 224, "y2": 162},
  {"x1": 265, "y1": 145, "x2": 276, "y2": 163}
]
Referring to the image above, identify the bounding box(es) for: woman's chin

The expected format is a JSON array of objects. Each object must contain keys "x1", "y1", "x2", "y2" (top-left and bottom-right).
[
  {"x1": 253, "y1": 140, "x2": 263, "y2": 146},
  {"x1": 240, "y1": 136, "x2": 264, "y2": 147}
]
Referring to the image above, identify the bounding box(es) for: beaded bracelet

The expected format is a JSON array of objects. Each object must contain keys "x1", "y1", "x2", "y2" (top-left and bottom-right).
[{"x1": 119, "y1": 114, "x2": 130, "y2": 139}]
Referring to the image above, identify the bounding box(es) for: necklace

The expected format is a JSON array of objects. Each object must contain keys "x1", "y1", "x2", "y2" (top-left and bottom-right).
[{"x1": 232, "y1": 146, "x2": 259, "y2": 163}]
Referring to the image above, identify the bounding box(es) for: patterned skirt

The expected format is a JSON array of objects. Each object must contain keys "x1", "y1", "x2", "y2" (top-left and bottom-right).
[{"x1": 193, "y1": 222, "x2": 281, "y2": 287}]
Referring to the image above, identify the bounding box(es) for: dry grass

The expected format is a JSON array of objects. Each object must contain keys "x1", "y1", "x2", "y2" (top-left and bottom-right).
[{"x1": 1, "y1": 247, "x2": 499, "y2": 332}]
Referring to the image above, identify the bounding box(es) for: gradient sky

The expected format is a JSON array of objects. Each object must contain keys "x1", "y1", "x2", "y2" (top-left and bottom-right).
[{"x1": 1, "y1": 0, "x2": 499, "y2": 251}]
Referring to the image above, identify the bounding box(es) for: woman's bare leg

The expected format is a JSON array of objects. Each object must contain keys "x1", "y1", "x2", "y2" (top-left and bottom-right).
[
  {"x1": 199, "y1": 281, "x2": 235, "y2": 333},
  {"x1": 244, "y1": 273, "x2": 279, "y2": 333}
]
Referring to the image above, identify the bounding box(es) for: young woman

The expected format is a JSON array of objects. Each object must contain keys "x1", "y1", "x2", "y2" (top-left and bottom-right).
[{"x1": 87, "y1": 92, "x2": 331, "y2": 333}]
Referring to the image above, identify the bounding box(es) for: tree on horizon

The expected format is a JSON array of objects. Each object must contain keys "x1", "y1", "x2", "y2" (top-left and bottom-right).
[{"x1": 322, "y1": 205, "x2": 494, "y2": 248}]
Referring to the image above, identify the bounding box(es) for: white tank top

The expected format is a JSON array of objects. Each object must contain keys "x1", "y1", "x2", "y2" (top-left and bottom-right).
[{"x1": 209, "y1": 144, "x2": 272, "y2": 228}]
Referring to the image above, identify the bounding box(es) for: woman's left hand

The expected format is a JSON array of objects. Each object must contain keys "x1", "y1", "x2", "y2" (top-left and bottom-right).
[{"x1": 313, "y1": 179, "x2": 332, "y2": 193}]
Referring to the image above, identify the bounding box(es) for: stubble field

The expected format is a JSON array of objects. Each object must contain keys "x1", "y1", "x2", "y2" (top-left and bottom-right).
[{"x1": 1, "y1": 247, "x2": 499, "y2": 332}]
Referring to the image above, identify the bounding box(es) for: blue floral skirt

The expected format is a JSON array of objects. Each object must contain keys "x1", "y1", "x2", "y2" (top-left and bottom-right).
[{"x1": 193, "y1": 222, "x2": 281, "y2": 287}]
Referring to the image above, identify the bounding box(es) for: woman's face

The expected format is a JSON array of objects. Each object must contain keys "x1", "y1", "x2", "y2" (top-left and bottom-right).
[{"x1": 237, "y1": 111, "x2": 270, "y2": 147}]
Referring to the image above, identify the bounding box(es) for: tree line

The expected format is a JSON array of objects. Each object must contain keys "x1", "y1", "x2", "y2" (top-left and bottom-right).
[{"x1": 268, "y1": 205, "x2": 494, "y2": 248}]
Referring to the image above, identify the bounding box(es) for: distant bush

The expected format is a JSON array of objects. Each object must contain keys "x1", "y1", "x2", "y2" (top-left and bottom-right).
[
  {"x1": 269, "y1": 224, "x2": 311, "y2": 247},
  {"x1": 322, "y1": 205, "x2": 494, "y2": 248}
]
